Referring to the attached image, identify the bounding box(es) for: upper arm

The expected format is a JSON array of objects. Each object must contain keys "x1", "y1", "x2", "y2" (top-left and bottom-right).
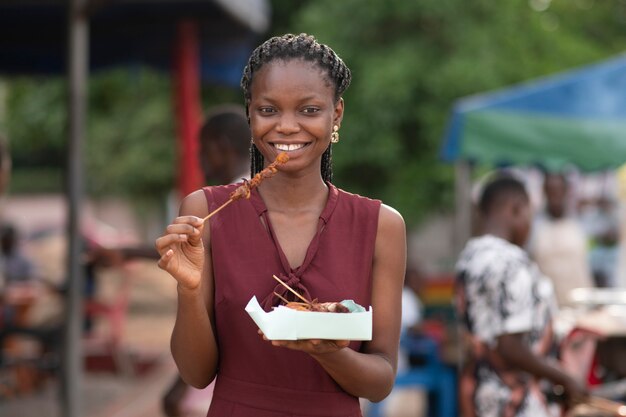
[
  {"x1": 178, "y1": 190, "x2": 215, "y2": 322},
  {"x1": 471, "y1": 256, "x2": 533, "y2": 342},
  {"x1": 363, "y1": 204, "x2": 407, "y2": 372},
  {"x1": 498, "y1": 263, "x2": 534, "y2": 336}
]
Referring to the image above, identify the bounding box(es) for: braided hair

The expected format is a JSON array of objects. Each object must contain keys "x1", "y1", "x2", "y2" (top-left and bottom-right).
[{"x1": 241, "y1": 33, "x2": 352, "y2": 182}]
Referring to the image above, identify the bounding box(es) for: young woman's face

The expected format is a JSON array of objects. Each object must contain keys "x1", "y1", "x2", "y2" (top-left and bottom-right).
[{"x1": 248, "y1": 59, "x2": 343, "y2": 175}]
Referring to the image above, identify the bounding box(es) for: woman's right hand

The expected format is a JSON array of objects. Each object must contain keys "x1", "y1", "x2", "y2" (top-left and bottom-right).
[{"x1": 155, "y1": 216, "x2": 205, "y2": 290}]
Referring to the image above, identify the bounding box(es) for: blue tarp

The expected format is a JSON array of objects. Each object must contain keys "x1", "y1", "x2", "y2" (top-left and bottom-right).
[{"x1": 441, "y1": 54, "x2": 626, "y2": 171}]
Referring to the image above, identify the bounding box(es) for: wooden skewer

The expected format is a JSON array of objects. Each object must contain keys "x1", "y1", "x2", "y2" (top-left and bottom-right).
[
  {"x1": 201, "y1": 153, "x2": 289, "y2": 223},
  {"x1": 202, "y1": 199, "x2": 233, "y2": 223},
  {"x1": 585, "y1": 396, "x2": 626, "y2": 416},
  {"x1": 272, "y1": 275, "x2": 311, "y2": 304},
  {"x1": 273, "y1": 292, "x2": 290, "y2": 304}
]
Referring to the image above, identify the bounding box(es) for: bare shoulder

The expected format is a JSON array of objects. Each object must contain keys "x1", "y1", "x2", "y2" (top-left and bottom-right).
[
  {"x1": 179, "y1": 189, "x2": 209, "y2": 217},
  {"x1": 377, "y1": 203, "x2": 406, "y2": 236},
  {"x1": 374, "y1": 204, "x2": 406, "y2": 267}
]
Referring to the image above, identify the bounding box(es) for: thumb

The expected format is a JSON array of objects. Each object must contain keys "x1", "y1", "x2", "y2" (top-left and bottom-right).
[{"x1": 187, "y1": 220, "x2": 205, "y2": 246}]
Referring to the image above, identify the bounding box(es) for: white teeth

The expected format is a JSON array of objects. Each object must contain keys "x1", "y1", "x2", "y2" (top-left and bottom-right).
[{"x1": 274, "y1": 143, "x2": 305, "y2": 151}]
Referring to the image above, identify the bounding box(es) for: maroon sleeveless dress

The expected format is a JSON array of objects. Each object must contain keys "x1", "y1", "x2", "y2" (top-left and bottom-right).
[{"x1": 202, "y1": 182, "x2": 381, "y2": 417}]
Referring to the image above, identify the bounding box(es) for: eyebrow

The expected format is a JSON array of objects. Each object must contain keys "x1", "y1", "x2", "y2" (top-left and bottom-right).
[{"x1": 255, "y1": 95, "x2": 326, "y2": 105}]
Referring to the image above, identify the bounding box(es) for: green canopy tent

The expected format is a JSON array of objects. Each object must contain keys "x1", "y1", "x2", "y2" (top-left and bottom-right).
[{"x1": 440, "y1": 54, "x2": 626, "y2": 251}]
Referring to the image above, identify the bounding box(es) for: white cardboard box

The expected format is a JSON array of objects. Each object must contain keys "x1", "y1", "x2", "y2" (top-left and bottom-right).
[{"x1": 245, "y1": 296, "x2": 373, "y2": 341}]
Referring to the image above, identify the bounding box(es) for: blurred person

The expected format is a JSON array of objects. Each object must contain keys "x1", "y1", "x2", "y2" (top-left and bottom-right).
[
  {"x1": 163, "y1": 105, "x2": 252, "y2": 417},
  {"x1": 579, "y1": 196, "x2": 620, "y2": 287},
  {"x1": 0, "y1": 223, "x2": 37, "y2": 327},
  {"x1": 0, "y1": 137, "x2": 62, "y2": 391},
  {"x1": 198, "y1": 105, "x2": 251, "y2": 185},
  {"x1": 73, "y1": 105, "x2": 251, "y2": 415},
  {"x1": 156, "y1": 33, "x2": 406, "y2": 417},
  {"x1": 456, "y1": 175, "x2": 587, "y2": 417},
  {"x1": 529, "y1": 172, "x2": 594, "y2": 307},
  {"x1": 1, "y1": 223, "x2": 35, "y2": 285}
]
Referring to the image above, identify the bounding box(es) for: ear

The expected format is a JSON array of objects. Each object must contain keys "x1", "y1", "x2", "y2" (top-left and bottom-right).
[{"x1": 333, "y1": 97, "x2": 345, "y2": 128}]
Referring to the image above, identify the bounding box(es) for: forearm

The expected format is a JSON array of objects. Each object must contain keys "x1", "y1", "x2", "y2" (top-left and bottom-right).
[
  {"x1": 311, "y1": 348, "x2": 396, "y2": 402},
  {"x1": 497, "y1": 334, "x2": 568, "y2": 385},
  {"x1": 171, "y1": 285, "x2": 218, "y2": 388}
]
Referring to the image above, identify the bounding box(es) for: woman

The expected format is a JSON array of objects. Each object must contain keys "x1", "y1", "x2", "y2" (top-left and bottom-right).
[{"x1": 156, "y1": 33, "x2": 406, "y2": 417}]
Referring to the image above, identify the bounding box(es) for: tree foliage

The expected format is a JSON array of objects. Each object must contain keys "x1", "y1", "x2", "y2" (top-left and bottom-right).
[
  {"x1": 289, "y1": 0, "x2": 626, "y2": 224},
  {"x1": 2, "y1": 69, "x2": 176, "y2": 200},
  {"x1": 1, "y1": 0, "x2": 626, "y2": 225}
]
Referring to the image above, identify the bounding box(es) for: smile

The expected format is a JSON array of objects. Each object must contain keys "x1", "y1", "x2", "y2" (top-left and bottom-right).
[{"x1": 272, "y1": 143, "x2": 308, "y2": 152}]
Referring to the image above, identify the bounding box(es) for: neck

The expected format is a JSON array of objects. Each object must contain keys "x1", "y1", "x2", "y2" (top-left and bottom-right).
[
  {"x1": 482, "y1": 220, "x2": 513, "y2": 244},
  {"x1": 257, "y1": 171, "x2": 328, "y2": 213}
]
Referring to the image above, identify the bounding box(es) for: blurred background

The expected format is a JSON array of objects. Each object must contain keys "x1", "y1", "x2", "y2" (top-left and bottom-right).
[{"x1": 0, "y1": 0, "x2": 625, "y2": 416}]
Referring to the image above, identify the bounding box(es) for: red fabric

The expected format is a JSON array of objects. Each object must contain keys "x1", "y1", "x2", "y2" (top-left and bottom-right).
[
  {"x1": 174, "y1": 19, "x2": 203, "y2": 198},
  {"x1": 203, "y1": 182, "x2": 381, "y2": 417}
]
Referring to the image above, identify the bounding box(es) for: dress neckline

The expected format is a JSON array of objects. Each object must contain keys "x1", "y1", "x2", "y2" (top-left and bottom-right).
[{"x1": 249, "y1": 182, "x2": 339, "y2": 274}]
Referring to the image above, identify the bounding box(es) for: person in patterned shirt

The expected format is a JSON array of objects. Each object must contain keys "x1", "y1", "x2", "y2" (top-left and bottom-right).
[{"x1": 455, "y1": 175, "x2": 587, "y2": 417}]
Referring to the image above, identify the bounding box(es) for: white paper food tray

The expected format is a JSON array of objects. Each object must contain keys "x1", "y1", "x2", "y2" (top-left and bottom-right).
[{"x1": 245, "y1": 296, "x2": 373, "y2": 341}]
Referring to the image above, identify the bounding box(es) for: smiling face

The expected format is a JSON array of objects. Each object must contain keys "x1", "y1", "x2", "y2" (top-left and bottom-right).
[{"x1": 248, "y1": 59, "x2": 344, "y2": 177}]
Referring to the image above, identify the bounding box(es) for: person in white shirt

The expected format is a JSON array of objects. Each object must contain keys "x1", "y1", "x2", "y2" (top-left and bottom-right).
[{"x1": 529, "y1": 173, "x2": 594, "y2": 308}]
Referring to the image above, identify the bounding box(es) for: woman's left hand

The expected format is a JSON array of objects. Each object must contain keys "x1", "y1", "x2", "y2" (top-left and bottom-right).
[{"x1": 259, "y1": 330, "x2": 349, "y2": 355}]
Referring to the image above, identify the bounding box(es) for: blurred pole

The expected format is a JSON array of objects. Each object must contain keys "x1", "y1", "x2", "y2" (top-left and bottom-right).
[
  {"x1": 454, "y1": 161, "x2": 472, "y2": 255},
  {"x1": 174, "y1": 19, "x2": 204, "y2": 198},
  {"x1": 63, "y1": 1, "x2": 88, "y2": 416}
]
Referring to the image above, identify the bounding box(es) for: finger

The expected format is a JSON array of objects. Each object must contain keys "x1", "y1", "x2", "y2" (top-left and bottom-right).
[
  {"x1": 335, "y1": 340, "x2": 350, "y2": 349},
  {"x1": 172, "y1": 216, "x2": 204, "y2": 227},
  {"x1": 166, "y1": 223, "x2": 200, "y2": 236},
  {"x1": 157, "y1": 249, "x2": 175, "y2": 270},
  {"x1": 155, "y1": 234, "x2": 188, "y2": 253},
  {"x1": 166, "y1": 223, "x2": 203, "y2": 247}
]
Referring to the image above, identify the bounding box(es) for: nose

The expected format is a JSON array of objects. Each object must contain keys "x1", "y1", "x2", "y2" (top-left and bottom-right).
[{"x1": 275, "y1": 112, "x2": 300, "y2": 135}]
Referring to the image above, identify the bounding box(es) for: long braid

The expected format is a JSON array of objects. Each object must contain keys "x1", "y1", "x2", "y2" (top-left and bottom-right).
[
  {"x1": 249, "y1": 144, "x2": 264, "y2": 178},
  {"x1": 321, "y1": 146, "x2": 332, "y2": 183},
  {"x1": 242, "y1": 34, "x2": 351, "y2": 180}
]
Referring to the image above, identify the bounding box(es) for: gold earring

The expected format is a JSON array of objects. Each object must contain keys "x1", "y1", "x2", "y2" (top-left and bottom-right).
[{"x1": 331, "y1": 125, "x2": 340, "y2": 143}]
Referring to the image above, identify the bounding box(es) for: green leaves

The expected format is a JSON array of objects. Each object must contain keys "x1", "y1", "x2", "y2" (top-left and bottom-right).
[
  {"x1": 85, "y1": 69, "x2": 174, "y2": 199},
  {"x1": 286, "y1": 0, "x2": 626, "y2": 225},
  {"x1": 2, "y1": 68, "x2": 175, "y2": 198}
]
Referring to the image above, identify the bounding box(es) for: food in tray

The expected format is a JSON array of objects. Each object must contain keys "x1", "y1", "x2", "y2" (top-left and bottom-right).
[
  {"x1": 284, "y1": 301, "x2": 350, "y2": 313},
  {"x1": 245, "y1": 296, "x2": 373, "y2": 341},
  {"x1": 245, "y1": 275, "x2": 372, "y2": 341},
  {"x1": 271, "y1": 275, "x2": 367, "y2": 314}
]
